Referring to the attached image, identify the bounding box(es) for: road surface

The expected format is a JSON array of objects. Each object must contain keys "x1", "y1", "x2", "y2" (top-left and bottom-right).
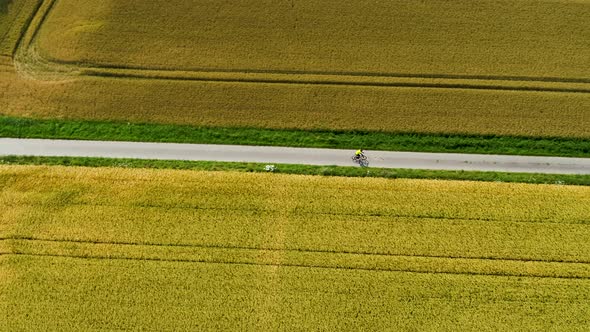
[{"x1": 1, "y1": 138, "x2": 589, "y2": 174}]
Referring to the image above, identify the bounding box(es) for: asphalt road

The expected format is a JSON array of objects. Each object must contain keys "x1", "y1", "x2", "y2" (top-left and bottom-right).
[{"x1": 1, "y1": 138, "x2": 589, "y2": 174}]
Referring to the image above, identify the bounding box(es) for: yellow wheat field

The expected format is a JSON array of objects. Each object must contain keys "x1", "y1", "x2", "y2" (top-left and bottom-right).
[{"x1": 2, "y1": 165, "x2": 590, "y2": 329}]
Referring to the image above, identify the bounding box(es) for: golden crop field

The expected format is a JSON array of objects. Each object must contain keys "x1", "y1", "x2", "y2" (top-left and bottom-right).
[
  {"x1": 0, "y1": 0, "x2": 40, "y2": 56},
  {"x1": 37, "y1": 0, "x2": 590, "y2": 78},
  {"x1": 0, "y1": 0, "x2": 588, "y2": 137},
  {"x1": 2, "y1": 165, "x2": 590, "y2": 330}
]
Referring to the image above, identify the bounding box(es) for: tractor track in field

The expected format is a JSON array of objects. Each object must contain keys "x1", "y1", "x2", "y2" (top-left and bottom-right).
[
  {"x1": 3, "y1": 237, "x2": 590, "y2": 280},
  {"x1": 3, "y1": 236, "x2": 590, "y2": 265},
  {"x1": 2, "y1": 198, "x2": 589, "y2": 226},
  {"x1": 12, "y1": 0, "x2": 590, "y2": 94},
  {"x1": 5, "y1": 252, "x2": 590, "y2": 280}
]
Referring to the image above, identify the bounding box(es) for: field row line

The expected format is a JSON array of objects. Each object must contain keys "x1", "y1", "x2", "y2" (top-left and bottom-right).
[
  {"x1": 3, "y1": 250, "x2": 590, "y2": 281},
  {"x1": 3, "y1": 236, "x2": 590, "y2": 265},
  {"x1": 2, "y1": 200, "x2": 586, "y2": 226},
  {"x1": 12, "y1": 0, "x2": 590, "y2": 94},
  {"x1": 81, "y1": 69, "x2": 590, "y2": 94},
  {"x1": 79, "y1": 63, "x2": 590, "y2": 84}
]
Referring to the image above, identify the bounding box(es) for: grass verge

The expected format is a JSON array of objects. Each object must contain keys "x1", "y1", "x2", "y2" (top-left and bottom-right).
[
  {"x1": 1, "y1": 116, "x2": 589, "y2": 157},
  {"x1": 1, "y1": 155, "x2": 588, "y2": 186}
]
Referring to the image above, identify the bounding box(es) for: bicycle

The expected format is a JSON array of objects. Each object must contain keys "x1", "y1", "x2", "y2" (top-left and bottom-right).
[{"x1": 352, "y1": 153, "x2": 369, "y2": 167}]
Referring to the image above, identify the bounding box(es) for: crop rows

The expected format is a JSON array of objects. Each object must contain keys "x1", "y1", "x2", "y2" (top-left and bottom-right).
[
  {"x1": 2, "y1": 165, "x2": 590, "y2": 329},
  {"x1": 4, "y1": 237, "x2": 590, "y2": 280},
  {"x1": 2, "y1": 165, "x2": 590, "y2": 263},
  {"x1": 3, "y1": 254, "x2": 589, "y2": 331},
  {"x1": 38, "y1": 0, "x2": 590, "y2": 79}
]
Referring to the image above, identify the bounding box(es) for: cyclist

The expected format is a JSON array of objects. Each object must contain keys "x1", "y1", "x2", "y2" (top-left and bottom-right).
[{"x1": 354, "y1": 149, "x2": 364, "y2": 161}]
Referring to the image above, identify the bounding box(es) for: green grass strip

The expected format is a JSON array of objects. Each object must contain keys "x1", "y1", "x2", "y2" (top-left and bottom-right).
[
  {"x1": 2, "y1": 155, "x2": 588, "y2": 186},
  {"x1": 1, "y1": 115, "x2": 589, "y2": 157}
]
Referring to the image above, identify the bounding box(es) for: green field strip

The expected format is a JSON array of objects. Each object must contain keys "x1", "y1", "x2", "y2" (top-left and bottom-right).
[
  {"x1": 2, "y1": 116, "x2": 589, "y2": 158},
  {"x1": 4, "y1": 238, "x2": 590, "y2": 280}
]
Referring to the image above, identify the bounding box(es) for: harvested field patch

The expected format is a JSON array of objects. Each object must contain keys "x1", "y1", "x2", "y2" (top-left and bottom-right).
[{"x1": 1, "y1": 165, "x2": 590, "y2": 329}]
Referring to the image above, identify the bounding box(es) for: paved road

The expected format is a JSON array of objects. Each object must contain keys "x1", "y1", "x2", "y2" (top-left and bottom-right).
[{"x1": 1, "y1": 138, "x2": 589, "y2": 174}]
